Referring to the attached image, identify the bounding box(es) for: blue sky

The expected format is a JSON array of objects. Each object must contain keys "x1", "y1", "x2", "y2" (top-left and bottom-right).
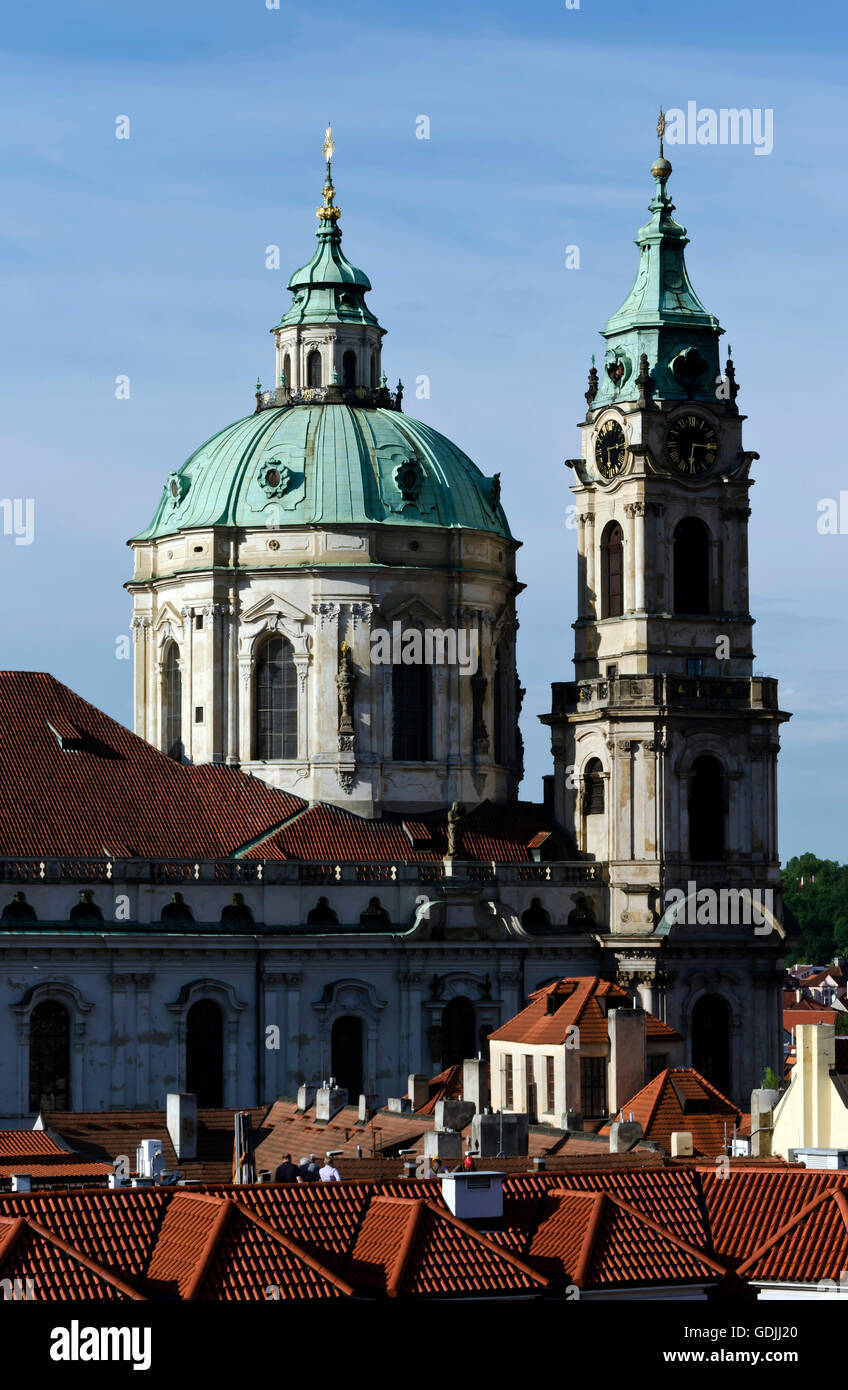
[{"x1": 0, "y1": 0, "x2": 845, "y2": 859}]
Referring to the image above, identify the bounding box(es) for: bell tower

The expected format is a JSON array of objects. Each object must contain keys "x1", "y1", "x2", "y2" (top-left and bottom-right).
[{"x1": 541, "y1": 126, "x2": 791, "y2": 1101}]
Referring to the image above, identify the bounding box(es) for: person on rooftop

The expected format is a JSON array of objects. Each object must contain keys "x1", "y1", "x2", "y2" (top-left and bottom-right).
[
  {"x1": 462, "y1": 1150, "x2": 476, "y2": 1171},
  {"x1": 274, "y1": 1152, "x2": 298, "y2": 1182},
  {"x1": 319, "y1": 1154, "x2": 341, "y2": 1182},
  {"x1": 306, "y1": 1153, "x2": 321, "y2": 1180},
  {"x1": 296, "y1": 1156, "x2": 312, "y2": 1182}
]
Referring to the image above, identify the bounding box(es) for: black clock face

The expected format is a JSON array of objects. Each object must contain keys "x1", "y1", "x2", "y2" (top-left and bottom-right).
[
  {"x1": 667, "y1": 414, "x2": 718, "y2": 476},
  {"x1": 594, "y1": 419, "x2": 627, "y2": 480}
]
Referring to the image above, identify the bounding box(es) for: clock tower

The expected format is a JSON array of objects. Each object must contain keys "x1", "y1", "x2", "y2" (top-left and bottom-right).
[{"x1": 541, "y1": 139, "x2": 791, "y2": 1102}]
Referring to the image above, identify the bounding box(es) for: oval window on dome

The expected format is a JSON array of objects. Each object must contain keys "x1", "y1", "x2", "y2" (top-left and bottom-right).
[{"x1": 265, "y1": 468, "x2": 280, "y2": 489}]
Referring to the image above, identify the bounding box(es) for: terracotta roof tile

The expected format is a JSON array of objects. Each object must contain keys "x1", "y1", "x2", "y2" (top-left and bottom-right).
[
  {"x1": 488, "y1": 977, "x2": 681, "y2": 1046},
  {"x1": 347, "y1": 1196, "x2": 546, "y2": 1298},
  {"x1": 243, "y1": 799, "x2": 564, "y2": 866},
  {"x1": 0, "y1": 673, "x2": 304, "y2": 859},
  {"x1": 600, "y1": 1067, "x2": 740, "y2": 1156},
  {"x1": 701, "y1": 1167, "x2": 848, "y2": 1265},
  {"x1": 0, "y1": 1215, "x2": 145, "y2": 1299},
  {"x1": 527, "y1": 1188, "x2": 725, "y2": 1289},
  {"x1": 735, "y1": 1187, "x2": 848, "y2": 1284},
  {"x1": 0, "y1": 1187, "x2": 167, "y2": 1277}
]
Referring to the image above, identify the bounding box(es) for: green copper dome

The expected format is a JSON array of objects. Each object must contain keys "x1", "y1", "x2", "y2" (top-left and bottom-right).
[
  {"x1": 133, "y1": 404, "x2": 510, "y2": 541},
  {"x1": 592, "y1": 157, "x2": 723, "y2": 411}
]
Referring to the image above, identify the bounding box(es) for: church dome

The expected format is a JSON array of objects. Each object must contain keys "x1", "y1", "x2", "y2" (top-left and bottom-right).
[{"x1": 134, "y1": 402, "x2": 510, "y2": 542}]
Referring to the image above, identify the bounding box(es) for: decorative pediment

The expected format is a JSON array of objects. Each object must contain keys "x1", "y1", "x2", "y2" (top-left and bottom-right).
[
  {"x1": 240, "y1": 592, "x2": 308, "y2": 627},
  {"x1": 381, "y1": 595, "x2": 446, "y2": 626}
]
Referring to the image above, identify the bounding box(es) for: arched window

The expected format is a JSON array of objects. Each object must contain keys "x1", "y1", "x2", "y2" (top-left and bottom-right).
[
  {"x1": 29, "y1": 1001, "x2": 70, "y2": 1111},
  {"x1": 307, "y1": 350, "x2": 321, "y2": 388},
  {"x1": 370, "y1": 351, "x2": 377, "y2": 390},
  {"x1": 186, "y1": 1000, "x2": 223, "y2": 1107},
  {"x1": 442, "y1": 996, "x2": 476, "y2": 1067},
  {"x1": 254, "y1": 636, "x2": 298, "y2": 760},
  {"x1": 282, "y1": 352, "x2": 291, "y2": 388},
  {"x1": 331, "y1": 1015, "x2": 363, "y2": 1098},
  {"x1": 689, "y1": 754, "x2": 724, "y2": 860},
  {"x1": 163, "y1": 642, "x2": 183, "y2": 761},
  {"x1": 342, "y1": 350, "x2": 356, "y2": 390},
  {"x1": 583, "y1": 758, "x2": 605, "y2": 815},
  {"x1": 392, "y1": 661, "x2": 430, "y2": 760},
  {"x1": 691, "y1": 993, "x2": 731, "y2": 1097},
  {"x1": 673, "y1": 517, "x2": 710, "y2": 614},
  {"x1": 601, "y1": 522, "x2": 624, "y2": 618}
]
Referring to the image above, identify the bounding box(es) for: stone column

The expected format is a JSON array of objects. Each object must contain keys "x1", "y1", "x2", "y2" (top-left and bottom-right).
[
  {"x1": 110, "y1": 975, "x2": 130, "y2": 1108},
  {"x1": 631, "y1": 502, "x2": 646, "y2": 612}
]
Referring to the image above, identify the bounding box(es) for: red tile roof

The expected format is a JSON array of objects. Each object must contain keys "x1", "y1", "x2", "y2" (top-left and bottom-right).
[
  {"x1": 347, "y1": 1195, "x2": 546, "y2": 1298},
  {"x1": 488, "y1": 977, "x2": 681, "y2": 1046},
  {"x1": 527, "y1": 1188, "x2": 725, "y2": 1290},
  {"x1": 599, "y1": 1067, "x2": 740, "y2": 1157},
  {"x1": 0, "y1": 672, "x2": 304, "y2": 859},
  {"x1": 735, "y1": 1187, "x2": 848, "y2": 1285},
  {"x1": 42, "y1": 1107, "x2": 269, "y2": 1184},
  {"x1": 416, "y1": 1064, "x2": 463, "y2": 1114},
  {"x1": 0, "y1": 1215, "x2": 145, "y2": 1299},
  {"x1": 701, "y1": 1166, "x2": 848, "y2": 1265},
  {"x1": 784, "y1": 1008, "x2": 838, "y2": 1030},
  {"x1": 243, "y1": 798, "x2": 564, "y2": 865}
]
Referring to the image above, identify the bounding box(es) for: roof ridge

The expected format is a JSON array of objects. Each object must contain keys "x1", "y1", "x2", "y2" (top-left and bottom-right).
[
  {"x1": 735, "y1": 1185, "x2": 848, "y2": 1273},
  {"x1": 572, "y1": 1190, "x2": 606, "y2": 1287},
  {"x1": 230, "y1": 1200, "x2": 354, "y2": 1296},
  {"x1": 20, "y1": 1216, "x2": 147, "y2": 1299},
  {"x1": 0, "y1": 1216, "x2": 26, "y2": 1266},
  {"x1": 180, "y1": 1194, "x2": 234, "y2": 1301},
  {"x1": 414, "y1": 1197, "x2": 548, "y2": 1288},
  {"x1": 384, "y1": 1197, "x2": 424, "y2": 1298},
  {"x1": 598, "y1": 1192, "x2": 726, "y2": 1276},
  {"x1": 230, "y1": 803, "x2": 311, "y2": 859}
]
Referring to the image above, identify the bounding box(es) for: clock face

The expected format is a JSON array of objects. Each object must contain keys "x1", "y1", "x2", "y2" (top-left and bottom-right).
[
  {"x1": 594, "y1": 419, "x2": 627, "y2": 481},
  {"x1": 667, "y1": 414, "x2": 718, "y2": 476}
]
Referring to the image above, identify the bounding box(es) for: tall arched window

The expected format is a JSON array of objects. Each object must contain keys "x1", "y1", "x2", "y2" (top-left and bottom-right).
[
  {"x1": 370, "y1": 351, "x2": 377, "y2": 389},
  {"x1": 163, "y1": 642, "x2": 183, "y2": 761},
  {"x1": 442, "y1": 996, "x2": 476, "y2": 1067},
  {"x1": 692, "y1": 993, "x2": 731, "y2": 1097},
  {"x1": 583, "y1": 757, "x2": 605, "y2": 814},
  {"x1": 29, "y1": 1001, "x2": 70, "y2": 1111},
  {"x1": 673, "y1": 517, "x2": 710, "y2": 614},
  {"x1": 307, "y1": 350, "x2": 321, "y2": 388},
  {"x1": 331, "y1": 1015, "x2": 363, "y2": 1098},
  {"x1": 392, "y1": 661, "x2": 430, "y2": 760},
  {"x1": 282, "y1": 352, "x2": 291, "y2": 388},
  {"x1": 689, "y1": 754, "x2": 725, "y2": 860},
  {"x1": 601, "y1": 522, "x2": 624, "y2": 618},
  {"x1": 186, "y1": 1000, "x2": 223, "y2": 1107},
  {"x1": 342, "y1": 350, "x2": 356, "y2": 389},
  {"x1": 254, "y1": 636, "x2": 298, "y2": 760}
]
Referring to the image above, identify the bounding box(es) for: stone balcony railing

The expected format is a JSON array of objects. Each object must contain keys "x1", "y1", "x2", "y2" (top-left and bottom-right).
[
  {"x1": 549, "y1": 672, "x2": 781, "y2": 716},
  {"x1": 254, "y1": 383, "x2": 403, "y2": 412}
]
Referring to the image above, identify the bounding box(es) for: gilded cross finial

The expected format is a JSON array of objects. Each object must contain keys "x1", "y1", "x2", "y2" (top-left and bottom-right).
[{"x1": 318, "y1": 123, "x2": 341, "y2": 223}]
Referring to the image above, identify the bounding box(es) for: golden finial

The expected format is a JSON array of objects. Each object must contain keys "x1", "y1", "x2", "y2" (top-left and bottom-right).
[
  {"x1": 651, "y1": 107, "x2": 672, "y2": 184},
  {"x1": 317, "y1": 123, "x2": 341, "y2": 222}
]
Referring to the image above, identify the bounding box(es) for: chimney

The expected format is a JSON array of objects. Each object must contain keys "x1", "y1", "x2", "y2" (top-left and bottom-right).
[
  {"x1": 357, "y1": 1093, "x2": 371, "y2": 1122},
  {"x1": 750, "y1": 1088, "x2": 777, "y2": 1157},
  {"x1": 136, "y1": 1139, "x2": 164, "y2": 1178},
  {"x1": 462, "y1": 1058, "x2": 489, "y2": 1114},
  {"x1": 670, "y1": 1131, "x2": 694, "y2": 1157},
  {"x1": 316, "y1": 1084, "x2": 348, "y2": 1122},
  {"x1": 399, "y1": 1150, "x2": 418, "y2": 1179},
  {"x1": 296, "y1": 1083, "x2": 317, "y2": 1112},
  {"x1": 609, "y1": 1119, "x2": 643, "y2": 1154},
  {"x1": 608, "y1": 1007, "x2": 647, "y2": 1113},
  {"x1": 166, "y1": 1092, "x2": 198, "y2": 1161},
  {"x1": 440, "y1": 1171, "x2": 505, "y2": 1222},
  {"x1": 408, "y1": 1074, "x2": 430, "y2": 1111}
]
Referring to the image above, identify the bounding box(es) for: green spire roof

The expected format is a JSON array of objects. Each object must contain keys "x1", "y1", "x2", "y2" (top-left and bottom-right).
[
  {"x1": 592, "y1": 156, "x2": 723, "y2": 410},
  {"x1": 273, "y1": 151, "x2": 381, "y2": 331}
]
